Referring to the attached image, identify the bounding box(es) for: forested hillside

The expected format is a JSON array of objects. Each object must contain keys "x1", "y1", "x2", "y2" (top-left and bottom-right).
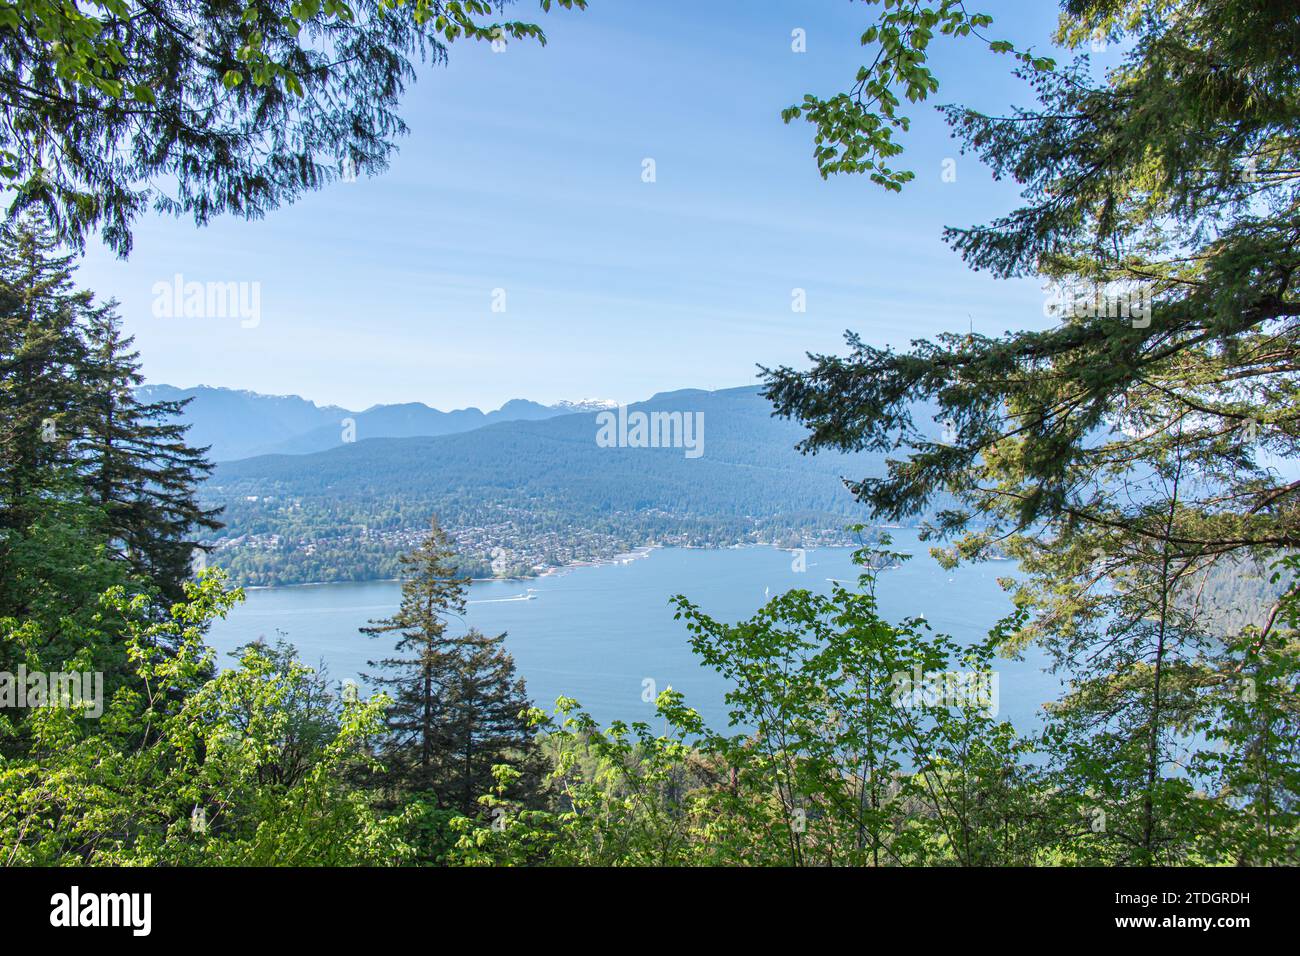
[{"x1": 199, "y1": 385, "x2": 915, "y2": 584}]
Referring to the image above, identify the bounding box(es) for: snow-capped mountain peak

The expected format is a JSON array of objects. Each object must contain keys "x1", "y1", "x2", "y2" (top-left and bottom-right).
[{"x1": 551, "y1": 399, "x2": 620, "y2": 413}]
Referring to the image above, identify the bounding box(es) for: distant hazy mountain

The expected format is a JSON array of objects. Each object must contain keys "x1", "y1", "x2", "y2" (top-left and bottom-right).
[
  {"x1": 137, "y1": 385, "x2": 587, "y2": 461},
  {"x1": 210, "y1": 384, "x2": 884, "y2": 518},
  {"x1": 200, "y1": 384, "x2": 951, "y2": 585},
  {"x1": 252, "y1": 397, "x2": 563, "y2": 458},
  {"x1": 135, "y1": 385, "x2": 349, "y2": 462}
]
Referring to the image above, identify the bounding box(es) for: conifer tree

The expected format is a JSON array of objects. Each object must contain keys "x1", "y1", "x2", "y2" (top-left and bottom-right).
[
  {"x1": 763, "y1": 0, "x2": 1300, "y2": 861},
  {"x1": 2, "y1": 0, "x2": 587, "y2": 256},
  {"x1": 766, "y1": 0, "x2": 1300, "y2": 614},
  {"x1": 0, "y1": 220, "x2": 85, "y2": 519},
  {"x1": 360, "y1": 517, "x2": 538, "y2": 813},
  {"x1": 0, "y1": 216, "x2": 219, "y2": 611},
  {"x1": 435, "y1": 627, "x2": 538, "y2": 816},
  {"x1": 75, "y1": 304, "x2": 221, "y2": 602},
  {"x1": 0, "y1": 218, "x2": 100, "y2": 617},
  {"x1": 361, "y1": 517, "x2": 471, "y2": 795}
]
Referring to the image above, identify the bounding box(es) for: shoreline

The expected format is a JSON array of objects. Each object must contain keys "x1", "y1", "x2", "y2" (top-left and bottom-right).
[
  {"x1": 239, "y1": 542, "x2": 671, "y2": 591},
  {"x1": 233, "y1": 538, "x2": 888, "y2": 591}
]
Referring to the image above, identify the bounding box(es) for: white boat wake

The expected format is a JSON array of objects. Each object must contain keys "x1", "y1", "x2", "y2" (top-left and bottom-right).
[{"x1": 469, "y1": 589, "x2": 540, "y2": 605}]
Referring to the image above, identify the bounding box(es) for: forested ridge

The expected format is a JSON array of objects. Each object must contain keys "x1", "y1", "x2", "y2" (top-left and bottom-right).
[
  {"x1": 199, "y1": 385, "x2": 899, "y2": 584},
  {"x1": 1, "y1": 0, "x2": 1297, "y2": 871}
]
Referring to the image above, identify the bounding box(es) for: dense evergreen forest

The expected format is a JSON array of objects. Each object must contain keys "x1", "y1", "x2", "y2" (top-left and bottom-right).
[{"x1": 1, "y1": 0, "x2": 1298, "y2": 870}]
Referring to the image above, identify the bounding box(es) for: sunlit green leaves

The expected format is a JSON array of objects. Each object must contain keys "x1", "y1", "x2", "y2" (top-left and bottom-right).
[
  {"x1": 0, "y1": 574, "x2": 414, "y2": 865},
  {"x1": 787, "y1": 0, "x2": 1053, "y2": 188}
]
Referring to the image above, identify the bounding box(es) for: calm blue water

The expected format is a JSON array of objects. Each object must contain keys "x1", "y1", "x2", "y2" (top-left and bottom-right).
[{"x1": 204, "y1": 532, "x2": 1063, "y2": 732}]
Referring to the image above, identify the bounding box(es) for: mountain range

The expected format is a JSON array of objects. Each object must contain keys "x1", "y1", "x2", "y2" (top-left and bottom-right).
[
  {"x1": 207, "y1": 384, "x2": 881, "y2": 515},
  {"x1": 148, "y1": 382, "x2": 936, "y2": 585},
  {"x1": 135, "y1": 385, "x2": 618, "y2": 461}
]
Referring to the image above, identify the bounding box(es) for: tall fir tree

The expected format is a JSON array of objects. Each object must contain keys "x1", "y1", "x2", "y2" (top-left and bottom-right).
[
  {"x1": 360, "y1": 516, "x2": 538, "y2": 814},
  {"x1": 361, "y1": 516, "x2": 469, "y2": 795},
  {"x1": 75, "y1": 304, "x2": 221, "y2": 603},
  {"x1": 436, "y1": 627, "x2": 538, "y2": 816},
  {"x1": 0, "y1": 215, "x2": 218, "y2": 617},
  {"x1": 0, "y1": 217, "x2": 103, "y2": 619}
]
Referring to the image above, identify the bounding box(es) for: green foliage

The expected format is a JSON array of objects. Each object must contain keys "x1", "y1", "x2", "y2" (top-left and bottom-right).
[
  {"x1": 5, "y1": 0, "x2": 1297, "y2": 870},
  {"x1": 451, "y1": 543, "x2": 1300, "y2": 866},
  {"x1": 784, "y1": 1, "x2": 1053, "y2": 189},
  {"x1": 1, "y1": 573, "x2": 415, "y2": 865},
  {"x1": 451, "y1": 545, "x2": 1040, "y2": 866},
  {"x1": 767, "y1": 0, "x2": 1300, "y2": 580},
  {"x1": 669, "y1": 549, "x2": 1045, "y2": 866},
  {"x1": 4, "y1": 545, "x2": 1294, "y2": 868},
  {"x1": 763, "y1": 0, "x2": 1300, "y2": 866},
  {"x1": 0, "y1": 215, "x2": 217, "y2": 615}
]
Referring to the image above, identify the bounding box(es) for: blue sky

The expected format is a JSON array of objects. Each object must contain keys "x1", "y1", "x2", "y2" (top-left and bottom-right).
[{"x1": 74, "y1": 0, "x2": 1079, "y2": 411}]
